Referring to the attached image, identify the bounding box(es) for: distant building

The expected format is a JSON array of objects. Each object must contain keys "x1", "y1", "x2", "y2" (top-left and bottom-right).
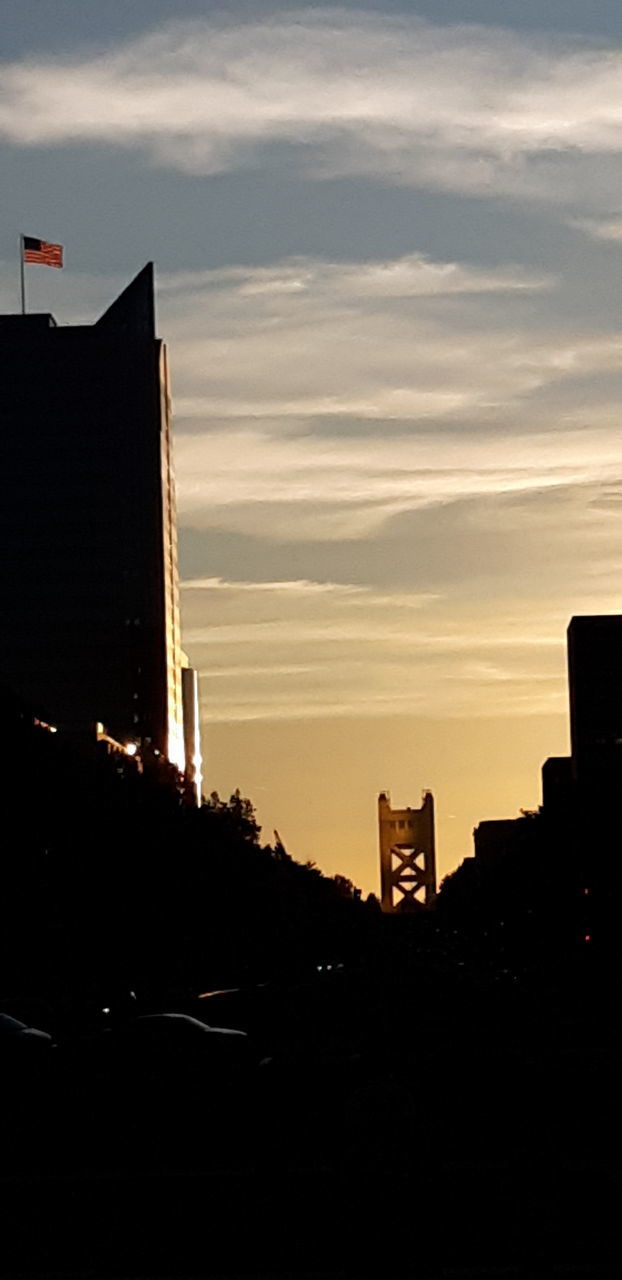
[
  {"x1": 567, "y1": 614, "x2": 622, "y2": 786},
  {"x1": 378, "y1": 790, "x2": 436, "y2": 913},
  {"x1": 473, "y1": 818, "x2": 522, "y2": 866},
  {"x1": 181, "y1": 662, "x2": 203, "y2": 803},
  {"x1": 0, "y1": 264, "x2": 199, "y2": 777},
  {"x1": 541, "y1": 755, "x2": 574, "y2": 815}
]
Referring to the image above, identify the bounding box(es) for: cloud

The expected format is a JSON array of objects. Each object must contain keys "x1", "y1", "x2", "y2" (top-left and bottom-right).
[
  {"x1": 183, "y1": 576, "x2": 368, "y2": 596},
  {"x1": 3, "y1": 10, "x2": 622, "y2": 204},
  {"x1": 571, "y1": 215, "x2": 622, "y2": 241},
  {"x1": 177, "y1": 445, "x2": 622, "y2": 724},
  {"x1": 179, "y1": 574, "x2": 576, "y2": 723},
  {"x1": 179, "y1": 509, "x2": 622, "y2": 725},
  {"x1": 156, "y1": 250, "x2": 622, "y2": 453},
  {"x1": 174, "y1": 420, "x2": 622, "y2": 543},
  {"x1": 160, "y1": 254, "x2": 552, "y2": 300},
  {"x1": 160, "y1": 247, "x2": 622, "y2": 541},
  {"x1": 145, "y1": 242, "x2": 622, "y2": 543},
  {"x1": 182, "y1": 575, "x2": 440, "y2": 613}
]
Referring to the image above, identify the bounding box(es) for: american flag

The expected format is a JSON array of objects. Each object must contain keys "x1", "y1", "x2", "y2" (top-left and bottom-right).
[{"x1": 23, "y1": 236, "x2": 63, "y2": 268}]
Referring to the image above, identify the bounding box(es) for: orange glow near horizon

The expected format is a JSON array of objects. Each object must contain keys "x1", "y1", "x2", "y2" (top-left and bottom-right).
[{"x1": 200, "y1": 710, "x2": 569, "y2": 896}]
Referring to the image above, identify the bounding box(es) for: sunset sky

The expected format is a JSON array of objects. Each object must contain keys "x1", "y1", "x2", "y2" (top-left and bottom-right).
[{"x1": 4, "y1": 2, "x2": 622, "y2": 891}]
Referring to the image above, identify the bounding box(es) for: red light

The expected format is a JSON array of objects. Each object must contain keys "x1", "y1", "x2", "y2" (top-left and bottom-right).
[{"x1": 584, "y1": 934, "x2": 591, "y2": 943}]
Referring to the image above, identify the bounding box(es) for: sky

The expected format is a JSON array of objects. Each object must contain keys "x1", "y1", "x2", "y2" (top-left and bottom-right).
[{"x1": 4, "y1": 2, "x2": 622, "y2": 893}]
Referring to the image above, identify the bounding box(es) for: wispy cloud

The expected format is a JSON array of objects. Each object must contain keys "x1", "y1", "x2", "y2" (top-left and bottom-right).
[
  {"x1": 157, "y1": 250, "x2": 621, "y2": 448},
  {"x1": 183, "y1": 576, "x2": 367, "y2": 596},
  {"x1": 3, "y1": 11, "x2": 622, "y2": 204},
  {"x1": 571, "y1": 215, "x2": 622, "y2": 241},
  {"x1": 155, "y1": 245, "x2": 622, "y2": 541},
  {"x1": 160, "y1": 254, "x2": 552, "y2": 300},
  {"x1": 174, "y1": 422, "x2": 622, "y2": 541},
  {"x1": 180, "y1": 575, "x2": 579, "y2": 723}
]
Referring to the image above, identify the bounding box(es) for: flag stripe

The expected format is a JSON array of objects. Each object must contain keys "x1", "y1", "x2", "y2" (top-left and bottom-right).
[{"x1": 23, "y1": 237, "x2": 63, "y2": 268}]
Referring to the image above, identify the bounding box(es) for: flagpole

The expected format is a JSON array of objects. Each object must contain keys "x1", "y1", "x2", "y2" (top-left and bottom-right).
[{"x1": 19, "y1": 234, "x2": 26, "y2": 314}]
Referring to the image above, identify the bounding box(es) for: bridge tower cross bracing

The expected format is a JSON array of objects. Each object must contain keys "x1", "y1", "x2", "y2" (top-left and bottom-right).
[{"x1": 378, "y1": 790, "x2": 437, "y2": 913}]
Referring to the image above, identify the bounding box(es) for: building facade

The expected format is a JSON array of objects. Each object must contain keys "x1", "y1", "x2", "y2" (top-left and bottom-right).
[{"x1": 0, "y1": 264, "x2": 195, "y2": 774}]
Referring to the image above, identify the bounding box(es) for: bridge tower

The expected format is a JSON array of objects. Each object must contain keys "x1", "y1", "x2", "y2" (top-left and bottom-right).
[{"x1": 378, "y1": 790, "x2": 437, "y2": 913}]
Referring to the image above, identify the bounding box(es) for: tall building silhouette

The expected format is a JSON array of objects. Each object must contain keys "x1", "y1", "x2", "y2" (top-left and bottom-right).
[
  {"x1": 567, "y1": 614, "x2": 622, "y2": 785},
  {"x1": 0, "y1": 264, "x2": 199, "y2": 780}
]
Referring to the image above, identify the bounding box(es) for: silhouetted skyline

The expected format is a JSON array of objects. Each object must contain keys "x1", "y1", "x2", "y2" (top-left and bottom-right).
[
  {"x1": 3, "y1": 7, "x2": 622, "y2": 1272},
  {"x1": 6, "y1": 2, "x2": 622, "y2": 890}
]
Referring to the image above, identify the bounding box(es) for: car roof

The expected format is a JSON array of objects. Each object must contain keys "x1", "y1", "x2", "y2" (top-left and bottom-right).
[
  {"x1": 0, "y1": 1013, "x2": 28, "y2": 1034},
  {"x1": 133, "y1": 1013, "x2": 246, "y2": 1037}
]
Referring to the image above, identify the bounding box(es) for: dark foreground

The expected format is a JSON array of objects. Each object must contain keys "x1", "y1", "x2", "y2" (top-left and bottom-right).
[
  {"x1": 2, "y1": 947, "x2": 621, "y2": 1279},
  {"x1": 3, "y1": 1161, "x2": 621, "y2": 1279}
]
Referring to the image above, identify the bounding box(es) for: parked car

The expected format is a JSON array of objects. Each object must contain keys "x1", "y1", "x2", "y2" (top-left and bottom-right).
[
  {"x1": 55, "y1": 1011, "x2": 258, "y2": 1170},
  {"x1": 0, "y1": 1011, "x2": 54, "y2": 1048}
]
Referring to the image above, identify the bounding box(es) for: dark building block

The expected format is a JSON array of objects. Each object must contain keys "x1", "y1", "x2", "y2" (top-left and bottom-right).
[
  {"x1": 0, "y1": 265, "x2": 185, "y2": 766},
  {"x1": 568, "y1": 614, "x2": 622, "y2": 785}
]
